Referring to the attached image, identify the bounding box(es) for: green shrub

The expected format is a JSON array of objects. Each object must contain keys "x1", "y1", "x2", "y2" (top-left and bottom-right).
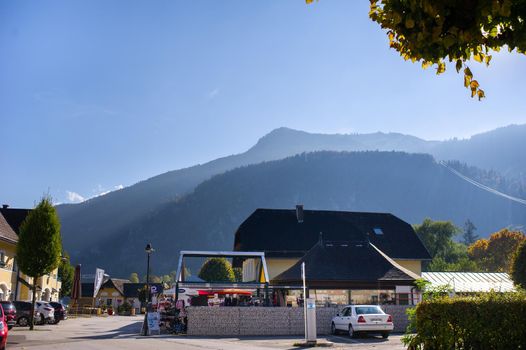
[
  {"x1": 198, "y1": 258, "x2": 235, "y2": 282},
  {"x1": 117, "y1": 301, "x2": 132, "y2": 315},
  {"x1": 511, "y1": 241, "x2": 526, "y2": 288},
  {"x1": 405, "y1": 292, "x2": 526, "y2": 350}
]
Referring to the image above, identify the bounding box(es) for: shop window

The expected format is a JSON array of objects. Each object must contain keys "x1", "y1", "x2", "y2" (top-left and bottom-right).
[
  {"x1": 350, "y1": 290, "x2": 396, "y2": 305},
  {"x1": 0, "y1": 251, "x2": 6, "y2": 267},
  {"x1": 398, "y1": 293, "x2": 410, "y2": 305},
  {"x1": 312, "y1": 289, "x2": 349, "y2": 307}
]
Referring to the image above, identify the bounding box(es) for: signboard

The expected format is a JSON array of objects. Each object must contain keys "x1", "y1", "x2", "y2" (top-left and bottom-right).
[
  {"x1": 93, "y1": 268, "x2": 105, "y2": 298},
  {"x1": 150, "y1": 285, "x2": 158, "y2": 294},
  {"x1": 147, "y1": 311, "x2": 160, "y2": 335},
  {"x1": 306, "y1": 298, "x2": 317, "y2": 343}
]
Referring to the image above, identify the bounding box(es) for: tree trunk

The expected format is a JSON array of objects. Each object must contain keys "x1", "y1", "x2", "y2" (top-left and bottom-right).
[{"x1": 29, "y1": 276, "x2": 38, "y2": 330}]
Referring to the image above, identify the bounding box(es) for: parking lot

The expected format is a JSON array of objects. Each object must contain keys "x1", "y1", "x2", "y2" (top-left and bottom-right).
[{"x1": 8, "y1": 315, "x2": 406, "y2": 349}]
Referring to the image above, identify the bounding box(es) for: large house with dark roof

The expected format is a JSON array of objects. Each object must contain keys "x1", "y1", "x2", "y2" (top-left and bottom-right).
[
  {"x1": 234, "y1": 206, "x2": 430, "y2": 306},
  {"x1": 80, "y1": 278, "x2": 163, "y2": 310}
]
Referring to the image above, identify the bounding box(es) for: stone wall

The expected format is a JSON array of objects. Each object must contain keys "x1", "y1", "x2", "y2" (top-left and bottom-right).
[{"x1": 186, "y1": 305, "x2": 411, "y2": 336}]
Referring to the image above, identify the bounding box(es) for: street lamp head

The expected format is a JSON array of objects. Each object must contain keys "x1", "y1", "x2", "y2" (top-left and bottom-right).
[{"x1": 145, "y1": 243, "x2": 154, "y2": 254}]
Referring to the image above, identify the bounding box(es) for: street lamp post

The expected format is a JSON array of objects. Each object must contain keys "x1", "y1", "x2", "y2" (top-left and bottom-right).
[{"x1": 142, "y1": 243, "x2": 154, "y2": 336}]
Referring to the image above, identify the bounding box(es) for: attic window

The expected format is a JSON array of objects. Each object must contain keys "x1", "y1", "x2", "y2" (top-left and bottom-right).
[{"x1": 373, "y1": 228, "x2": 383, "y2": 235}]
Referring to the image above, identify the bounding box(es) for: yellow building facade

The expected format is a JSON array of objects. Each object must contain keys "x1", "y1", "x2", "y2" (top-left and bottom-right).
[
  {"x1": 266, "y1": 257, "x2": 423, "y2": 280},
  {"x1": 0, "y1": 207, "x2": 61, "y2": 302}
]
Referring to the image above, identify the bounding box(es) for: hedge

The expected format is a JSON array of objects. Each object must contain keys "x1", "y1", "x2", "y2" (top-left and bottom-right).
[{"x1": 406, "y1": 292, "x2": 526, "y2": 350}]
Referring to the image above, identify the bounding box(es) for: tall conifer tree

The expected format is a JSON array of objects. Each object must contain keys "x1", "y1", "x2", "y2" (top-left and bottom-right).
[{"x1": 17, "y1": 197, "x2": 62, "y2": 330}]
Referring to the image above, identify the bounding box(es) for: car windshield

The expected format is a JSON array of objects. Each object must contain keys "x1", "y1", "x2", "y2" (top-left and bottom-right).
[{"x1": 355, "y1": 306, "x2": 383, "y2": 315}]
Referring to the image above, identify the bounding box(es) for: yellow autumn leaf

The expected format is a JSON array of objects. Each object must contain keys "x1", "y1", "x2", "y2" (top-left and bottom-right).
[
  {"x1": 470, "y1": 80, "x2": 480, "y2": 89},
  {"x1": 485, "y1": 55, "x2": 492, "y2": 66},
  {"x1": 473, "y1": 53, "x2": 483, "y2": 63},
  {"x1": 436, "y1": 62, "x2": 446, "y2": 75},
  {"x1": 464, "y1": 75, "x2": 471, "y2": 88},
  {"x1": 422, "y1": 61, "x2": 432, "y2": 69},
  {"x1": 478, "y1": 89, "x2": 485, "y2": 100}
]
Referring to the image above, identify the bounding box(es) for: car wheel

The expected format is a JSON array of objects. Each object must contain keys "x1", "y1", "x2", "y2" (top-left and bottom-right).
[
  {"x1": 348, "y1": 325, "x2": 356, "y2": 338},
  {"x1": 37, "y1": 316, "x2": 45, "y2": 325},
  {"x1": 382, "y1": 332, "x2": 389, "y2": 339},
  {"x1": 331, "y1": 322, "x2": 337, "y2": 335},
  {"x1": 18, "y1": 316, "x2": 29, "y2": 327}
]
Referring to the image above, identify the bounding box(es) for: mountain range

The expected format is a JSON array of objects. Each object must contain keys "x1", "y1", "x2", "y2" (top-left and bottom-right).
[{"x1": 56, "y1": 124, "x2": 526, "y2": 277}]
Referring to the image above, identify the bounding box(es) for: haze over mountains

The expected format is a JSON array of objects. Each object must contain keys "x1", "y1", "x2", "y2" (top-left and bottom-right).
[{"x1": 56, "y1": 124, "x2": 526, "y2": 276}]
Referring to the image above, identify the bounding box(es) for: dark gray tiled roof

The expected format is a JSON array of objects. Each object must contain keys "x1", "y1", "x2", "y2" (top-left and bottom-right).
[
  {"x1": 0, "y1": 212, "x2": 19, "y2": 243},
  {"x1": 272, "y1": 240, "x2": 419, "y2": 286},
  {"x1": 234, "y1": 209, "x2": 431, "y2": 260}
]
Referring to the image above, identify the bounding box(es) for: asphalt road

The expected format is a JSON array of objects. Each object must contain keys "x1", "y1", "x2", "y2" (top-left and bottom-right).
[{"x1": 8, "y1": 315, "x2": 406, "y2": 349}]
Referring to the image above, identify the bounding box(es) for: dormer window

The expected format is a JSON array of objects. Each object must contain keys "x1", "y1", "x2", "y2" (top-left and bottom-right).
[{"x1": 373, "y1": 228, "x2": 383, "y2": 235}]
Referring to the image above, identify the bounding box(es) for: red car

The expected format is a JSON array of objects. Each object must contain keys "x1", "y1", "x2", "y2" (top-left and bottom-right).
[
  {"x1": 0, "y1": 304, "x2": 8, "y2": 350},
  {"x1": 0, "y1": 301, "x2": 16, "y2": 329}
]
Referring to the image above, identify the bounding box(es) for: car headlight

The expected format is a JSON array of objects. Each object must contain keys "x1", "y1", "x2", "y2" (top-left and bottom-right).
[{"x1": 0, "y1": 321, "x2": 4, "y2": 331}]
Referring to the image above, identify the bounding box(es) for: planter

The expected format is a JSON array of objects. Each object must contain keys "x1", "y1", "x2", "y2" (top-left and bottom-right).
[
  {"x1": 131, "y1": 308, "x2": 136, "y2": 316},
  {"x1": 108, "y1": 309, "x2": 114, "y2": 316}
]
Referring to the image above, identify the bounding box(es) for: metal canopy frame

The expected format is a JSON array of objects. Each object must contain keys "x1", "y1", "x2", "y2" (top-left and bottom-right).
[{"x1": 175, "y1": 250, "x2": 271, "y2": 303}]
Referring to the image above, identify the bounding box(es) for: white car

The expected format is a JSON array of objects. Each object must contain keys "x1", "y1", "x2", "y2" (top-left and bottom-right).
[
  {"x1": 36, "y1": 301, "x2": 55, "y2": 323},
  {"x1": 331, "y1": 305, "x2": 393, "y2": 339}
]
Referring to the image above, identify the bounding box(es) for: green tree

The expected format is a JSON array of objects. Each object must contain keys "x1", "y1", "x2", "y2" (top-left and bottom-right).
[
  {"x1": 414, "y1": 218, "x2": 460, "y2": 259},
  {"x1": 129, "y1": 272, "x2": 139, "y2": 283},
  {"x1": 141, "y1": 274, "x2": 161, "y2": 283},
  {"x1": 428, "y1": 256, "x2": 480, "y2": 272},
  {"x1": 368, "y1": 0, "x2": 526, "y2": 99},
  {"x1": 511, "y1": 241, "x2": 526, "y2": 288},
  {"x1": 161, "y1": 274, "x2": 172, "y2": 284},
  {"x1": 17, "y1": 197, "x2": 62, "y2": 330},
  {"x1": 58, "y1": 253, "x2": 74, "y2": 298},
  {"x1": 198, "y1": 258, "x2": 235, "y2": 282},
  {"x1": 150, "y1": 275, "x2": 162, "y2": 283},
  {"x1": 462, "y1": 219, "x2": 479, "y2": 245},
  {"x1": 233, "y1": 267, "x2": 243, "y2": 282},
  {"x1": 413, "y1": 218, "x2": 480, "y2": 271},
  {"x1": 308, "y1": 0, "x2": 526, "y2": 98}
]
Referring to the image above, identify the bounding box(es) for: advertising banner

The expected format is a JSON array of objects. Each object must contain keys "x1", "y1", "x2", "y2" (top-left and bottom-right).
[{"x1": 93, "y1": 268, "x2": 105, "y2": 298}]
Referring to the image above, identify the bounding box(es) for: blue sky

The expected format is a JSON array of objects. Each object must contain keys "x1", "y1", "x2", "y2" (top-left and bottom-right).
[{"x1": 1, "y1": 0, "x2": 525, "y2": 207}]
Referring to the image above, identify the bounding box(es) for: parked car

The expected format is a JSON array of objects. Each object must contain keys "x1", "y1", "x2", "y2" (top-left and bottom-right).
[
  {"x1": 331, "y1": 305, "x2": 393, "y2": 339},
  {"x1": 12, "y1": 301, "x2": 42, "y2": 327},
  {"x1": 49, "y1": 302, "x2": 67, "y2": 324},
  {"x1": 36, "y1": 301, "x2": 55, "y2": 324},
  {"x1": 0, "y1": 304, "x2": 8, "y2": 350},
  {"x1": 0, "y1": 301, "x2": 17, "y2": 329}
]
